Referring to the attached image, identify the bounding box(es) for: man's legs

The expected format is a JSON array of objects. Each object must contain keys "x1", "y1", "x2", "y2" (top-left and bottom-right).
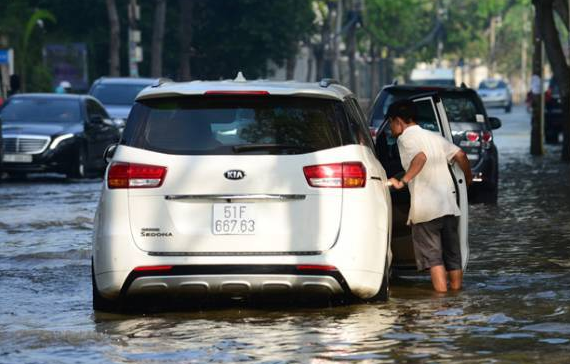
[
  {"x1": 442, "y1": 216, "x2": 463, "y2": 290},
  {"x1": 430, "y1": 265, "x2": 448, "y2": 292},
  {"x1": 448, "y1": 270, "x2": 463, "y2": 290}
]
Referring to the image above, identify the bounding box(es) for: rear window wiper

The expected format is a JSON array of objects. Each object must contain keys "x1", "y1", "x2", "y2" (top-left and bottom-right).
[{"x1": 232, "y1": 144, "x2": 315, "y2": 154}]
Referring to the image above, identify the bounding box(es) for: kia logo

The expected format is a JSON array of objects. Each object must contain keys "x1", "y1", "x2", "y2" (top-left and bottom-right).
[{"x1": 224, "y1": 170, "x2": 246, "y2": 180}]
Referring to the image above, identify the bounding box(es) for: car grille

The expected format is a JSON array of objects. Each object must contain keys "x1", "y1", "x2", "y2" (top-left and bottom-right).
[{"x1": 3, "y1": 136, "x2": 51, "y2": 154}]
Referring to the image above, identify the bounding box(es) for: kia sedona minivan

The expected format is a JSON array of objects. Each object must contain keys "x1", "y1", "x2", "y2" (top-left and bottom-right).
[{"x1": 92, "y1": 77, "x2": 393, "y2": 311}]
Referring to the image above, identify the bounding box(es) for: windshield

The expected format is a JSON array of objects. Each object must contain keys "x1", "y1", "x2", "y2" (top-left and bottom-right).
[
  {"x1": 90, "y1": 83, "x2": 150, "y2": 105},
  {"x1": 479, "y1": 80, "x2": 507, "y2": 90},
  {"x1": 1, "y1": 98, "x2": 81, "y2": 123},
  {"x1": 371, "y1": 90, "x2": 485, "y2": 127},
  {"x1": 122, "y1": 96, "x2": 347, "y2": 155}
]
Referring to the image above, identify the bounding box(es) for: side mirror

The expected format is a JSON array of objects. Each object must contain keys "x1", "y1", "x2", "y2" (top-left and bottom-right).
[
  {"x1": 489, "y1": 116, "x2": 502, "y2": 130},
  {"x1": 103, "y1": 144, "x2": 117, "y2": 164},
  {"x1": 112, "y1": 118, "x2": 126, "y2": 128}
]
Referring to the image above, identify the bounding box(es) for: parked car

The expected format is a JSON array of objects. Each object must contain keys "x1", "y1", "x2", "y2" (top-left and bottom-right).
[
  {"x1": 370, "y1": 85, "x2": 501, "y2": 204},
  {"x1": 477, "y1": 78, "x2": 512, "y2": 113},
  {"x1": 92, "y1": 77, "x2": 393, "y2": 311},
  {"x1": 88, "y1": 77, "x2": 159, "y2": 131},
  {"x1": 0, "y1": 93, "x2": 121, "y2": 178},
  {"x1": 545, "y1": 78, "x2": 563, "y2": 144},
  {"x1": 410, "y1": 68, "x2": 456, "y2": 87}
]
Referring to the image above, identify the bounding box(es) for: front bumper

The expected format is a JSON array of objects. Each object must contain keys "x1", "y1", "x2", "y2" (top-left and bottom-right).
[{"x1": 2, "y1": 142, "x2": 76, "y2": 174}]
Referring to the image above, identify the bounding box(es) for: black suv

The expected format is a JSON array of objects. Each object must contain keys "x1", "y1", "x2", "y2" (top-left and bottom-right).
[
  {"x1": 545, "y1": 78, "x2": 563, "y2": 144},
  {"x1": 369, "y1": 85, "x2": 502, "y2": 203}
]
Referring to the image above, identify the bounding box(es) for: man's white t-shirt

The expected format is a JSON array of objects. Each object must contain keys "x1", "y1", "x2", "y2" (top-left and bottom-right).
[{"x1": 397, "y1": 125, "x2": 462, "y2": 225}]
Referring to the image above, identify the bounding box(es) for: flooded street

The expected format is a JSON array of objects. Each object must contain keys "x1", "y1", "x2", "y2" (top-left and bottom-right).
[{"x1": 1, "y1": 105, "x2": 569, "y2": 363}]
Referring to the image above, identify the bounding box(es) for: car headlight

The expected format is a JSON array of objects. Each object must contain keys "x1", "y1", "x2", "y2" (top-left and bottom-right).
[{"x1": 50, "y1": 133, "x2": 74, "y2": 150}]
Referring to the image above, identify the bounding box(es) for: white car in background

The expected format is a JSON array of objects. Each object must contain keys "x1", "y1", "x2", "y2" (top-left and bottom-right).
[
  {"x1": 477, "y1": 78, "x2": 513, "y2": 113},
  {"x1": 92, "y1": 77, "x2": 392, "y2": 311}
]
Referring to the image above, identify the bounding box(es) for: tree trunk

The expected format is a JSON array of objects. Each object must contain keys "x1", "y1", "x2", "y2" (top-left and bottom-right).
[
  {"x1": 530, "y1": 12, "x2": 545, "y2": 156},
  {"x1": 346, "y1": 16, "x2": 357, "y2": 94},
  {"x1": 286, "y1": 54, "x2": 296, "y2": 80},
  {"x1": 178, "y1": 0, "x2": 193, "y2": 81},
  {"x1": 106, "y1": 0, "x2": 121, "y2": 77},
  {"x1": 151, "y1": 0, "x2": 167, "y2": 78},
  {"x1": 369, "y1": 43, "x2": 380, "y2": 103},
  {"x1": 534, "y1": 0, "x2": 570, "y2": 161}
]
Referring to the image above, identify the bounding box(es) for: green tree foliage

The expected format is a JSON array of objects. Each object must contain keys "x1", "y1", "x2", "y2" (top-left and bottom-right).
[{"x1": 190, "y1": 0, "x2": 315, "y2": 79}]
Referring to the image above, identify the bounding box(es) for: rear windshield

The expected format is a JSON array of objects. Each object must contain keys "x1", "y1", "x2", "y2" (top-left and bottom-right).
[
  {"x1": 90, "y1": 83, "x2": 150, "y2": 105},
  {"x1": 371, "y1": 90, "x2": 485, "y2": 128},
  {"x1": 1, "y1": 98, "x2": 81, "y2": 123},
  {"x1": 122, "y1": 96, "x2": 349, "y2": 155}
]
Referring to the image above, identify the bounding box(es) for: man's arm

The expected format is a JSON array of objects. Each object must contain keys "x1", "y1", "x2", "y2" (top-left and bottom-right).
[
  {"x1": 389, "y1": 152, "x2": 427, "y2": 189},
  {"x1": 452, "y1": 149, "x2": 473, "y2": 186}
]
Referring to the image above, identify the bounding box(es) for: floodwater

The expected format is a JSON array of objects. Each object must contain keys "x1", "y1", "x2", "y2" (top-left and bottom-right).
[{"x1": 1, "y1": 106, "x2": 569, "y2": 363}]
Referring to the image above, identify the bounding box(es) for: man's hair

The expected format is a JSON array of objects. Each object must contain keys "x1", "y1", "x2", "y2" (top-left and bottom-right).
[{"x1": 386, "y1": 99, "x2": 417, "y2": 124}]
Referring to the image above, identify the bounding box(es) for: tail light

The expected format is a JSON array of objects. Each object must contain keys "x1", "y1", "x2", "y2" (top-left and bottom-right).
[
  {"x1": 545, "y1": 88, "x2": 552, "y2": 103},
  {"x1": 204, "y1": 90, "x2": 269, "y2": 95},
  {"x1": 296, "y1": 265, "x2": 338, "y2": 271},
  {"x1": 303, "y1": 162, "x2": 366, "y2": 188},
  {"x1": 481, "y1": 131, "x2": 493, "y2": 148},
  {"x1": 107, "y1": 162, "x2": 167, "y2": 189},
  {"x1": 133, "y1": 265, "x2": 173, "y2": 272},
  {"x1": 466, "y1": 131, "x2": 480, "y2": 142}
]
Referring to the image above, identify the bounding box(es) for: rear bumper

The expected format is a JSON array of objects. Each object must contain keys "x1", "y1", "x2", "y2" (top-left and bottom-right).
[
  {"x1": 482, "y1": 100, "x2": 509, "y2": 108},
  {"x1": 118, "y1": 265, "x2": 348, "y2": 299}
]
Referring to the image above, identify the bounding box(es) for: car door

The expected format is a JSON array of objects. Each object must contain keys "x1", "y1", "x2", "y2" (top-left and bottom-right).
[
  {"x1": 84, "y1": 99, "x2": 116, "y2": 169},
  {"x1": 375, "y1": 94, "x2": 469, "y2": 271}
]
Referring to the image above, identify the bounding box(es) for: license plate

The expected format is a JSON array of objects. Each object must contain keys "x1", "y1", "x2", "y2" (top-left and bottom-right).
[
  {"x1": 212, "y1": 204, "x2": 256, "y2": 235},
  {"x1": 3, "y1": 154, "x2": 33, "y2": 163}
]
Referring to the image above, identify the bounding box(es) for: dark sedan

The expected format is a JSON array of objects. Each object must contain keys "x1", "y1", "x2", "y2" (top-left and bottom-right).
[
  {"x1": 0, "y1": 94, "x2": 121, "y2": 178},
  {"x1": 369, "y1": 85, "x2": 501, "y2": 204}
]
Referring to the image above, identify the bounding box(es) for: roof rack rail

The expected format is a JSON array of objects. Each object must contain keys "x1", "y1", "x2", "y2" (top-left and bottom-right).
[
  {"x1": 151, "y1": 77, "x2": 173, "y2": 88},
  {"x1": 319, "y1": 78, "x2": 340, "y2": 88}
]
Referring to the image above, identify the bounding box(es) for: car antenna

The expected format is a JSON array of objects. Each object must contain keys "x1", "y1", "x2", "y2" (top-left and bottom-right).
[
  {"x1": 234, "y1": 71, "x2": 247, "y2": 83},
  {"x1": 392, "y1": 79, "x2": 398, "y2": 85},
  {"x1": 460, "y1": 82, "x2": 467, "y2": 88}
]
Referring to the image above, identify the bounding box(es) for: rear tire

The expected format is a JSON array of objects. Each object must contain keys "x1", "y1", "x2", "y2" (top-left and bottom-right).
[
  {"x1": 505, "y1": 103, "x2": 512, "y2": 113},
  {"x1": 545, "y1": 130, "x2": 559, "y2": 144},
  {"x1": 92, "y1": 260, "x2": 120, "y2": 312},
  {"x1": 67, "y1": 146, "x2": 88, "y2": 179}
]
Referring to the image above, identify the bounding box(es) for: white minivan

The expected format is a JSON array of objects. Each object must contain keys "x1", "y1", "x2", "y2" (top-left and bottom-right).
[
  {"x1": 91, "y1": 78, "x2": 468, "y2": 311},
  {"x1": 92, "y1": 78, "x2": 393, "y2": 311}
]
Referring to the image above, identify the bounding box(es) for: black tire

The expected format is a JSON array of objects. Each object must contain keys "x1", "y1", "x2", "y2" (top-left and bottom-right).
[
  {"x1": 505, "y1": 103, "x2": 512, "y2": 113},
  {"x1": 545, "y1": 130, "x2": 559, "y2": 144},
  {"x1": 481, "y1": 185, "x2": 498, "y2": 204},
  {"x1": 92, "y1": 260, "x2": 120, "y2": 312},
  {"x1": 67, "y1": 146, "x2": 88, "y2": 179}
]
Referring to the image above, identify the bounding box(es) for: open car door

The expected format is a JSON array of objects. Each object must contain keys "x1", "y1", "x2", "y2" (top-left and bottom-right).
[{"x1": 374, "y1": 93, "x2": 469, "y2": 271}]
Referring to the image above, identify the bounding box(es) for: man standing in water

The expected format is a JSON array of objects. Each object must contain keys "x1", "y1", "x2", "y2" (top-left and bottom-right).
[{"x1": 386, "y1": 99, "x2": 473, "y2": 292}]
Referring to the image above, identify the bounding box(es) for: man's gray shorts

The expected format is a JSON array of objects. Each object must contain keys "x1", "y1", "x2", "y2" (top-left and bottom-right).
[{"x1": 411, "y1": 215, "x2": 462, "y2": 271}]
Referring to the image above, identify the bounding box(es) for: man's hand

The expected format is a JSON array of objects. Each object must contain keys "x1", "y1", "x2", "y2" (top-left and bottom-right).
[
  {"x1": 388, "y1": 177, "x2": 405, "y2": 190},
  {"x1": 453, "y1": 150, "x2": 473, "y2": 186}
]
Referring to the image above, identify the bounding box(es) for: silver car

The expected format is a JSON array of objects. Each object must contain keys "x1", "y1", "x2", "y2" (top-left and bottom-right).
[{"x1": 477, "y1": 79, "x2": 512, "y2": 113}]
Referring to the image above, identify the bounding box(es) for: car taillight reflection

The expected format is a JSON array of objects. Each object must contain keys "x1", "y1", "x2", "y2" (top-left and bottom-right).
[
  {"x1": 107, "y1": 162, "x2": 167, "y2": 189},
  {"x1": 303, "y1": 162, "x2": 366, "y2": 188}
]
